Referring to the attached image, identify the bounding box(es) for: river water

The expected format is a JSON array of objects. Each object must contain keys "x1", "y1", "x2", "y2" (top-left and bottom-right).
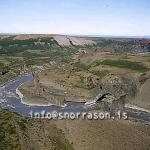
[
  {"x1": 0, "y1": 75, "x2": 93, "y2": 116},
  {"x1": 0, "y1": 75, "x2": 150, "y2": 123}
]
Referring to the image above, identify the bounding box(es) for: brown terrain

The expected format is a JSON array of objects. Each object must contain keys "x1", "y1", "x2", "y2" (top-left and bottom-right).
[
  {"x1": 0, "y1": 34, "x2": 150, "y2": 150},
  {"x1": 0, "y1": 109, "x2": 150, "y2": 150},
  {"x1": 2, "y1": 34, "x2": 96, "y2": 46}
]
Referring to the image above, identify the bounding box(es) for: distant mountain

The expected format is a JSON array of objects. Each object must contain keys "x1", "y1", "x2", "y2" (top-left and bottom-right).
[
  {"x1": 0, "y1": 34, "x2": 96, "y2": 46},
  {"x1": 75, "y1": 34, "x2": 150, "y2": 39},
  {"x1": 1, "y1": 33, "x2": 150, "y2": 39}
]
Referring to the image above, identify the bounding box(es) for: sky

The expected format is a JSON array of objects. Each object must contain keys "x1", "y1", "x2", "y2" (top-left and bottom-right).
[{"x1": 0, "y1": 0, "x2": 150, "y2": 36}]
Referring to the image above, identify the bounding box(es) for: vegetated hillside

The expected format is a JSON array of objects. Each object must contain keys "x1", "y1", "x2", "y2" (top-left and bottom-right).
[
  {"x1": 0, "y1": 109, "x2": 150, "y2": 150},
  {"x1": 0, "y1": 35, "x2": 150, "y2": 106},
  {"x1": 0, "y1": 35, "x2": 95, "y2": 68},
  {"x1": 0, "y1": 35, "x2": 150, "y2": 150},
  {"x1": 0, "y1": 35, "x2": 150, "y2": 107},
  {"x1": 0, "y1": 109, "x2": 74, "y2": 150},
  {"x1": 0, "y1": 34, "x2": 96, "y2": 46},
  {"x1": 0, "y1": 34, "x2": 148, "y2": 73},
  {"x1": 0, "y1": 34, "x2": 149, "y2": 55}
]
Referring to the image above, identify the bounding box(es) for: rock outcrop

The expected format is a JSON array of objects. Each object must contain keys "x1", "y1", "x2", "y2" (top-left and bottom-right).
[
  {"x1": 93, "y1": 93, "x2": 126, "y2": 112},
  {"x1": 100, "y1": 75, "x2": 138, "y2": 99}
]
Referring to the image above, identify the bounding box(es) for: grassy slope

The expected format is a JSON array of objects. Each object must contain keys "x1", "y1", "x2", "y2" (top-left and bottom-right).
[
  {"x1": 0, "y1": 109, "x2": 150, "y2": 150},
  {"x1": 0, "y1": 109, "x2": 74, "y2": 150},
  {"x1": 56, "y1": 119, "x2": 150, "y2": 150},
  {"x1": 0, "y1": 36, "x2": 150, "y2": 149}
]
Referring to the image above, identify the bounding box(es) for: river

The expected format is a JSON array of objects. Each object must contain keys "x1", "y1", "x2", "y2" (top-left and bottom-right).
[{"x1": 0, "y1": 75, "x2": 149, "y2": 124}]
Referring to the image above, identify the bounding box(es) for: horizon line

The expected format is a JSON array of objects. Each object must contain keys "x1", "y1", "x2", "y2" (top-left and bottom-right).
[{"x1": 0, "y1": 32, "x2": 150, "y2": 38}]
